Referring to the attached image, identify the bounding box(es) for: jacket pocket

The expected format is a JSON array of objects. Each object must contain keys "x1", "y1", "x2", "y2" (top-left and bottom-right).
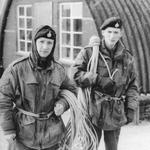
[
  {"x1": 47, "y1": 80, "x2": 62, "y2": 99},
  {"x1": 43, "y1": 116, "x2": 65, "y2": 146},
  {"x1": 22, "y1": 77, "x2": 39, "y2": 102},
  {"x1": 16, "y1": 112, "x2": 35, "y2": 140}
]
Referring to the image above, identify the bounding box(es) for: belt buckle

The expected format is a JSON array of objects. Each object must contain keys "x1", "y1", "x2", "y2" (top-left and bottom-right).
[{"x1": 38, "y1": 112, "x2": 48, "y2": 120}]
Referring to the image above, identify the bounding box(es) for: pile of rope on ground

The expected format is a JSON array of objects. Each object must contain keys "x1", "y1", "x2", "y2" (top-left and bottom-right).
[{"x1": 59, "y1": 36, "x2": 100, "y2": 150}]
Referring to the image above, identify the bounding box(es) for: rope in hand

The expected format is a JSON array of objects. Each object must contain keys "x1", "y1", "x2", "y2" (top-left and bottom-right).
[{"x1": 59, "y1": 36, "x2": 100, "y2": 150}]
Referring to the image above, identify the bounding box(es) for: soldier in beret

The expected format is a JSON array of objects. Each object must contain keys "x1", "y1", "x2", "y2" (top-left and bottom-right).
[
  {"x1": 0, "y1": 25, "x2": 76, "y2": 150},
  {"x1": 72, "y1": 16, "x2": 139, "y2": 150}
]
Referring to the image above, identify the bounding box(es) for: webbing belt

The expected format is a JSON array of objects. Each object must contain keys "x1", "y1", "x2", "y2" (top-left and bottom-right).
[
  {"x1": 95, "y1": 91, "x2": 125, "y2": 102},
  {"x1": 17, "y1": 108, "x2": 54, "y2": 120}
]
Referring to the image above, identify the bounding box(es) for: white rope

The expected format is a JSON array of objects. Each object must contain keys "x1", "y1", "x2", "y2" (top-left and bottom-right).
[
  {"x1": 76, "y1": 35, "x2": 100, "y2": 150},
  {"x1": 60, "y1": 36, "x2": 101, "y2": 150},
  {"x1": 59, "y1": 90, "x2": 98, "y2": 150},
  {"x1": 88, "y1": 35, "x2": 100, "y2": 73},
  {"x1": 99, "y1": 51, "x2": 118, "y2": 80}
]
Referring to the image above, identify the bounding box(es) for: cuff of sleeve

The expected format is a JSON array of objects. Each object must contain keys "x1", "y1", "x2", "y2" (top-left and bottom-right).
[
  {"x1": 1, "y1": 120, "x2": 16, "y2": 135},
  {"x1": 3, "y1": 130, "x2": 16, "y2": 135},
  {"x1": 127, "y1": 99, "x2": 139, "y2": 110},
  {"x1": 56, "y1": 98, "x2": 69, "y2": 111}
]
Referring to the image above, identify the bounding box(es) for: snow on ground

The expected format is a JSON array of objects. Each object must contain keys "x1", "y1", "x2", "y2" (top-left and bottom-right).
[{"x1": 98, "y1": 120, "x2": 150, "y2": 150}]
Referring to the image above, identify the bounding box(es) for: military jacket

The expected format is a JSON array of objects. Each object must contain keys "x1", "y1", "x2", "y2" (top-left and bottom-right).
[
  {"x1": 72, "y1": 39, "x2": 139, "y2": 125},
  {"x1": 0, "y1": 56, "x2": 76, "y2": 149}
]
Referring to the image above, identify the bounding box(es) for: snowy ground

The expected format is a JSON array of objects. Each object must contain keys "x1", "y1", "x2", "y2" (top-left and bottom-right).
[
  {"x1": 98, "y1": 120, "x2": 150, "y2": 150},
  {"x1": 0, "y1": 110, "x2": 150, "y2": 150}
]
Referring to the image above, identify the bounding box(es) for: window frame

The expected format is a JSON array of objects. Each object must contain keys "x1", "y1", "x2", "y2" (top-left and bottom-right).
[
  {"x1": 59, "y1": 2, "x2": 83, "y2": 64},
  {"x1": 17, "y1": 5, "x2": 33, "y2": 55}
]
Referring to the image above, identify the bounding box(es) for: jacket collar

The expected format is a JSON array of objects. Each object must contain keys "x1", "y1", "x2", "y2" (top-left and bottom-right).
[
  {"x1": 100, "y1": 39, "x2": 125, "y2": 60},
  {"x1": 29, "y1": 54, "x2": 55, "y2": 71}
]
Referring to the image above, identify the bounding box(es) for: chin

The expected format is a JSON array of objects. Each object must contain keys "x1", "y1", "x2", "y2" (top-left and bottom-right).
[
  {"x1": 110, "y1": 41, "x2": 117, "y2": 46},
  {"x1": 39, "y1": 53, "x2": 49, "y2": 58}
]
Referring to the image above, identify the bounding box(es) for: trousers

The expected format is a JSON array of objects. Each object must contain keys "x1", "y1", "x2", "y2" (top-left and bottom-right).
[{"x1": 94, "y1": 125, "x2": 121, "y2": 150}]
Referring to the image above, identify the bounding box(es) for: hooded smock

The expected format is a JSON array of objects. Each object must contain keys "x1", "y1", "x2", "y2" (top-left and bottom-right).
[{"x1": 0, "y1": 25, "x2": 76, "y2": 149}]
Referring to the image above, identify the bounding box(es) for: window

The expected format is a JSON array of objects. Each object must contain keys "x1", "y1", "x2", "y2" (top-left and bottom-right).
[
  {"x1": 17, "y1": 5, "x2": 32, "y2": 54},
  {"x1": 60, "y1": 2, "x2": 83, "y2": 63}
]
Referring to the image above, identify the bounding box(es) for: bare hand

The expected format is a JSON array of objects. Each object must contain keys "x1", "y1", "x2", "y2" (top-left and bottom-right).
[{"x1": 54, "y1": 103, "x2": 64, "y2": 116}]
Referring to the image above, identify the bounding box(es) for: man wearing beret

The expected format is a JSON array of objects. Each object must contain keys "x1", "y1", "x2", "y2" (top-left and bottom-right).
[
  {"x1": 72, "y1": 16, "x2": 139, "y2": 150},
  {"x1": 0, "y1": 25, "x2": 76, "y2": 150}
]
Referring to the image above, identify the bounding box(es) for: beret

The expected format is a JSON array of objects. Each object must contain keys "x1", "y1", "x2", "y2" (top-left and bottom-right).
[
  {"x1": 35, "y1": 25, "x2": 56, "y2": 41},
  {"x1": 100, "y1": 17, "x2": 122, "y2": 30}
]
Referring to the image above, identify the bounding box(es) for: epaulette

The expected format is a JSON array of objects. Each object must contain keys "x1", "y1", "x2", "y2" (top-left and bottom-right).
[
  {"x1": 122, "y1": 48, "x2": 133, "y2": 59},
  {"x1": 11, "y1": 55, "x2": 29, "y2": 67},
  {"x1": 125, "y1": 49, "x2": 133, "y2": 56}
]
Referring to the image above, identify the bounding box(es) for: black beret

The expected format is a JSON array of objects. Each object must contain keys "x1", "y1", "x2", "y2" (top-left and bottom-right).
[
  {"x1": 35, "y1": 25, "x2": 56, "y2": 41},
  {"x1": 100, "y1": 17, "x2": 122, "y2": 30}
]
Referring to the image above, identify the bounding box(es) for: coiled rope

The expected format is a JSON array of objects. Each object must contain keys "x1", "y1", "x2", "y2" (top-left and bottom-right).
[{"x1": 60, "y1": 36, "x2": 100, "y2": 150}]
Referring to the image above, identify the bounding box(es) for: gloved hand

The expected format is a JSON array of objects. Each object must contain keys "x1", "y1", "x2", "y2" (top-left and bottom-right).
[
  {"x1": 82, "y1": 71, "x2": 97, "y2": 87},
  {"x1": 54, "y1": 103, "x2": 65, "y2": 116},
  {"x1": 99, "y1": 76, "x2": 116, "y2": 94},
  {"x1": 126, "y1": 108, "x2": 134, "y2": 123}
]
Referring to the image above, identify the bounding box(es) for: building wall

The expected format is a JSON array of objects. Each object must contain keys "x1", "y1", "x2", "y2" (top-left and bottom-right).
[{"x1": 3, "y1": 0, "x2": 98, "y2": 71}]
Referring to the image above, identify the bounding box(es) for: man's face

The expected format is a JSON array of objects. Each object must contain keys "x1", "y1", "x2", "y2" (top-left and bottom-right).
[
  {"x1": 102, "y1": 27, "x2": 122, "y2": 49},
  {"x1": 36, "y1": 37, "x2": 54, "y2": 58}
]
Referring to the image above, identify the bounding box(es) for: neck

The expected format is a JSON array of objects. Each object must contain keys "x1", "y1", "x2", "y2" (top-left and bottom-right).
[
  {"x1": 105, "y1": 42, "x2": 116, "y2": 51},
  {"x1": 107, "y1": 44, "x2": 115, "y2": 50}
]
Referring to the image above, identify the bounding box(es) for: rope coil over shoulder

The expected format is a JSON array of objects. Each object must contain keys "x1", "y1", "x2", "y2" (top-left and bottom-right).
[{"x1": 60, "y1": 36, "x2": 100, "y2": 150}]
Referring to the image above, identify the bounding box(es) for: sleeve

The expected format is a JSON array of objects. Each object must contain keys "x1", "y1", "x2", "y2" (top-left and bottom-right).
[
  {"x1": 71, "y1": 47, "x2": 97, "y2": 88},
  {"x1": 125, "y1": 58, "x2": 139, "y2": 110},
  {"x1": 56, "y1": 68, "x2": 77, "y2": 111},
  {"x1": 0, "y1": 66, "x2": 17, "y2": 135}
]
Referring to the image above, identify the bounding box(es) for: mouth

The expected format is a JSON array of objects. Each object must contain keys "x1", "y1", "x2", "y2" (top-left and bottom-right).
[
  {"x1": 110, "y1": 39, "x2": 116, "y2": 42},
  {"x1": 41, "y1": 51, "x2": 49, "y2": 53}
]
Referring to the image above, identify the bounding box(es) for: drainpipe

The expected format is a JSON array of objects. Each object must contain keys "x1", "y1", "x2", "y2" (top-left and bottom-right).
[{"x1": 0, "y1": 0, "x2": 13, "y2": 77}]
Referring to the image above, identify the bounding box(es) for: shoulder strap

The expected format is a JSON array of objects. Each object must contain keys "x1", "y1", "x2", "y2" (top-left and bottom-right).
[{"x1": 87, "y1": 36, "x2": 100, "y2": 73}]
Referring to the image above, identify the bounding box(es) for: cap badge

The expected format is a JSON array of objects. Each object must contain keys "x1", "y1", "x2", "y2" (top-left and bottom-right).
[
  {"x1": 47, "y1": 31, "x2": 52, "y2": 38},
  {"x1": 115, "y1": 22, "x2": 119, "y2": 28}
]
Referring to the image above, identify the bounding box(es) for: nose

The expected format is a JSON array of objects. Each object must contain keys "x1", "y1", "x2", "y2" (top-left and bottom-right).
[
  {"x1": 110, "y1": 33, "x2": 115, "y2": 39},
  {"x1": 43, "y1": 42, "x2": 49, "y2": 49}
]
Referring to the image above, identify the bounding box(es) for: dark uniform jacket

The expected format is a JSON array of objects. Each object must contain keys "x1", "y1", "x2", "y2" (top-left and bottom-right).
[
  {"x1": 72, "y1": 39, "x2": 139, "y2": 126},
  {"x1": 0, "y1": 26, "x2": 76, "y2": 149}
]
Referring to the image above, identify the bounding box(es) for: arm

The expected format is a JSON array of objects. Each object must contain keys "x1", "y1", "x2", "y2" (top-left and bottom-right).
[
  {"x1": 0, "y1": 65, "x2": 17, "y2": 135},
  {"x1": 126, "y1": 60, "x2": 139, "y2": 110},
  {"x1": 54, "y1": 67, "x2": 77, "y2": 116},
  {"x1": 71, "y1": 47, "x2": 97, "y2": 88},
  {"x1": 125, "y1": 58, "x2": 139, "y2": 122}
]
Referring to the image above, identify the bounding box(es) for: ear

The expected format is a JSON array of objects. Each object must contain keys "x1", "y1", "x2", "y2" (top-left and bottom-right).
[
  {"x1": 101, "y1": 30, "x2": 105, "y2": 36},
  {"x1": 120, "y1": 29, "x2": 124, "y2": 37}
]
